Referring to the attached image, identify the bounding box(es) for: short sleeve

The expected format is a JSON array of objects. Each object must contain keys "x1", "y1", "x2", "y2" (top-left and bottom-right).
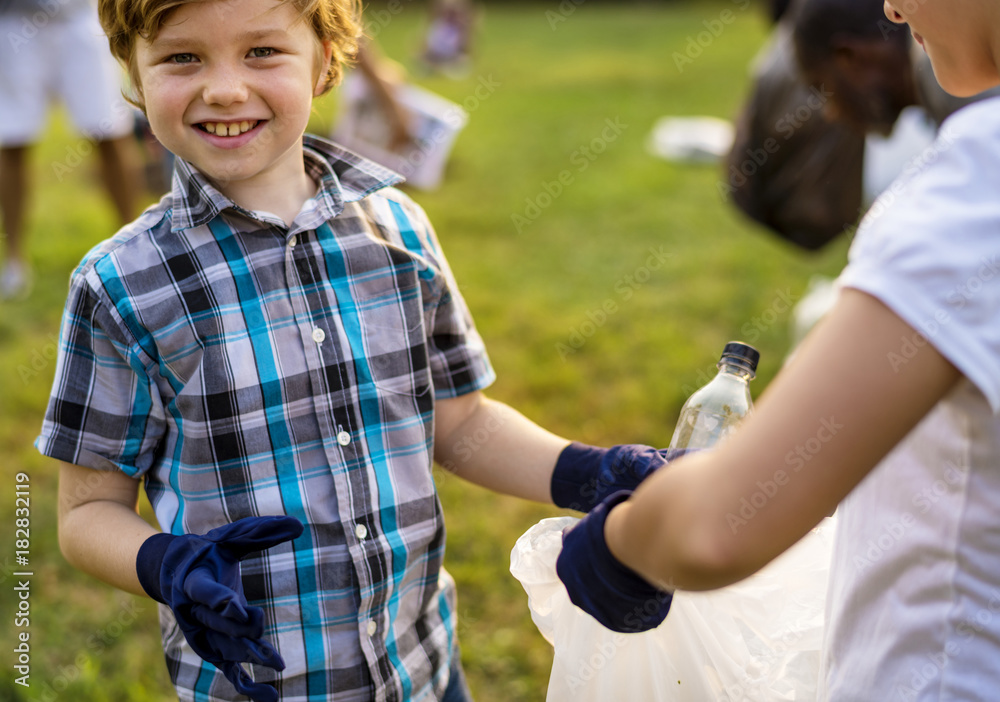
[
  {"x1": 838, "y1": 97, "x2": 1000, "y2": 412},
  {"x1": 36, "y1": 268, "x2": 167, "y2": 476},
  {"x1": 380, "y1": 190, "x2": 496, "y2": 399}
]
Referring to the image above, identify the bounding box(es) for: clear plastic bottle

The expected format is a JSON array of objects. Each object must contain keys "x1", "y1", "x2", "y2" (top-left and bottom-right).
[{"x1": 668, "y1": 341, "x2": 760, "y2": 450}]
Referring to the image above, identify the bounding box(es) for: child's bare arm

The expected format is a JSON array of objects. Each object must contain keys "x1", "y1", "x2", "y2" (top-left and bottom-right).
[
  {"x1": 434, "y1": 392, "x2": 570, "y2": 503},
  {"x1": 604, "y1": 288, "x2": 962, "y2": 591},
  {"x1": 58, "y1": 462, "x2": 159, "y2": 597}
]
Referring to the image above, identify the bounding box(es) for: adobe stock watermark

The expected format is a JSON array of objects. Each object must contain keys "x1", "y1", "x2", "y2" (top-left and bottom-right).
[
  {"x1": 680, "y1": 359, "x2": 724, "y2": 398},
  {"x1": 726, "y1": 417, "x2": 843, "y2": 534},
  {"x1": 562, "y1": 590, "x2": 674, "y2": 691},
  {"x1": 17, "y1": 332, "x2": 60, "y2": 385},
  {"x1": 57, "y1": 464, "x2": 122, "y2": 513},
  {"x1": 564, "y1": 633, "x2": 628, "y2": 691},
  {"x1": 451, "y1": 74, "x2": 501, "y2": 117},
  {"x1": 850, "y1": 458, "x2": 966, "y2": 575},
  {"x1": 887, "y1": 254, "x2": 1000, "y2": 373},
  {"x1": 893, "y1": 587, "x2": 1000, "y2": 699},
  {"x1": 364, "y1": 0, "x2": 417, "y2": 40},
  {"x1": 864, "y1": 123, "x2": 960, "y2": 221},
  {"x1": 6, "y1": 0, "x2": 73, "y2": 53},
  {"x1": 50, "y1": 101, "x2": 136, "y2": 182},
  {"x1": 436, "y1": 404, "x2": 509, "y2": 476},
  {"x1": 546, "y1": 0, "x2": 587, "y2": 30},
  {"x1": 393, "y1": 74, "x2": 500, "y2": 182},
  {"x1": 555, "y1": 245, "x2": 672, "y2": 360},
  {"x1": 851, "y1": 457, "x2": 966, "y2": 575},
  {"x1": 785, "y1": 417, "x2": 843, "y2": 472},
  {"x1": 720, "y1": 616, "x2": 815, "y2": 700},
  {"x1": 511, "y1": 117, "x2": 628, "y2": 233},
  {"x1": 717, "y1": 84, "x2": 834, "y2": 202},
  {"x1": 850, "y1": 512, "x2": 916, "y2": 575},
  {"x1": 740, "y1": 288, "x2": 799, "y2": 344},
  {"x1": 678, "y1": 288, "x2": 797, "y2": 395},
  {"x1": 672, "y1": 0, "x2": 752, "y2": 73}
]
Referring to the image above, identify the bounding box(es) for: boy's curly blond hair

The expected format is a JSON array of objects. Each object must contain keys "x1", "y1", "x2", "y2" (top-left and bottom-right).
[{"x1": 98, "y1": 0, "x2": 363, "y2": 109}]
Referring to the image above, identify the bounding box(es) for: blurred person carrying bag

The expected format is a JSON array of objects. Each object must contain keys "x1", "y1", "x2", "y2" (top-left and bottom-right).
[
  {"x1": 722, "y1": 24, "x2": 864, "y2": 251},
  {"x1": 723, "y1": 17, "x2": 996, "y2": 253}
]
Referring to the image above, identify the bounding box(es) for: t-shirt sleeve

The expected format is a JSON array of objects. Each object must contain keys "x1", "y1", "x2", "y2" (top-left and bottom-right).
[
  {"x1": 837, "y1": 103, "x2": 1000, "y2": 413},
  {"x1": 382, "y1": 191, "x2": 496, "y2": 399},
  {"x1": 35, "y1": 268, "x2": 167, "y2": 476}
]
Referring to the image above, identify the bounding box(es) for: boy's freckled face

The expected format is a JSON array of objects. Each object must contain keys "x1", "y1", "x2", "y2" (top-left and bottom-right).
[{"x1": 135, "y1": 0, "x2": 331, "y2": 196}]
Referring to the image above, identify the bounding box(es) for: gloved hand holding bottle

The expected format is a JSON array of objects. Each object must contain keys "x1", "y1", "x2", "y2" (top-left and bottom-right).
[{"x1": 555, "y1": 342, "x2": 759, "y2": 633}]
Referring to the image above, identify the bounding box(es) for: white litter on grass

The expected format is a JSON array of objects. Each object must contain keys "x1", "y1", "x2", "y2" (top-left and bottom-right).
[{"x1": 647, "y1": 116, "x2": 735, "y2": 164}]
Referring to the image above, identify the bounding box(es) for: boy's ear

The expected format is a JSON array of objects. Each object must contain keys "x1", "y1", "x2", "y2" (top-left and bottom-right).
[{"x1": 314, "y1": 39, "x2": 335, "y2": 96}]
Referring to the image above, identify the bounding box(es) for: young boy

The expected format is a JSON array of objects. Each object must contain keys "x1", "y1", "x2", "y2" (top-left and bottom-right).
[{"x1": 39, "y1": 1, "x2": 678, "y2": 699}]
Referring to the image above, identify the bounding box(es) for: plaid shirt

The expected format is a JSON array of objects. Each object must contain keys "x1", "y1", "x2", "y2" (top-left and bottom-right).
[{"x1": 37, "y1": 135, "x2": 495, "y2": 702}]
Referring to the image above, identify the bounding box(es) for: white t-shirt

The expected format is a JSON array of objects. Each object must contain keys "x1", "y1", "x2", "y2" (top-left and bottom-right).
[{"x1": 822, "y1": 96, "x2": 1000, "y2": 700}]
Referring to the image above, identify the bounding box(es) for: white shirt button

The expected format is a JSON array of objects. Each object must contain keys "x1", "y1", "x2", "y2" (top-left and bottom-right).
[
  {"x1": 366, "y1": 620, "x2": 378, "y2": 636},
  {"x1": 355, "y1": 523, "x2": 368, "y2": 540},
  {"x1": 312, "y1": 328, "x2": 325, "y2": 344},
  {"x1": 337, "y1": 430, "x2": 351, "y2": 446},
  {"x1": 288, "y1": 234, "x2": 297, "y2": 248}
]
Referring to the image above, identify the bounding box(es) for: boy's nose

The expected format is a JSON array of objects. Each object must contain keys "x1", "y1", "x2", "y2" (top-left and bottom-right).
[{"x1": 201, "y1": 66, "x2": 250, "y2": 106}]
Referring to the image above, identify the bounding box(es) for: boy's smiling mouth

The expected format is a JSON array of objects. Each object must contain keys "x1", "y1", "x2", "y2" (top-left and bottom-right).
[{"x1": 197, "y1": 120, "x2": 262, "y2": 137}]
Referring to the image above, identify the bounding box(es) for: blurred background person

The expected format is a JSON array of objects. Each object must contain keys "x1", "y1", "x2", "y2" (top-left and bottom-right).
[
  {"x1": 419, "y1": 0, "x2": 477, "y2": 78},
  {"x1": 724, "y1": 11, "x2": 868, "y2": 252},
  {"x1": 725, "y1": 0, "x2": 998, "y2": 254},
  {"x1": 0, "y1": 0, "x2": 140, "y2": 299},
  {"x1": 354, "y1": 39, "x2": 416, "y2": 153},
  {"x1": 333, "y1": 35, "x2": 470, "y2": 191},
  {"x1": 792, "y1": 0, "x2": 916, "y2": 138}
]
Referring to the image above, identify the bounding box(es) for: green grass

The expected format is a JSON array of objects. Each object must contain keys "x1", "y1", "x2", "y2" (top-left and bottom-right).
[{"x1": 0, "y1": 2, "x2": 850, "y2": 700}]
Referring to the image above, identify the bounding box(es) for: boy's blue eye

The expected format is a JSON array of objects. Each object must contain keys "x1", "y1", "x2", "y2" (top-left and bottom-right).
[
  {"x1": 170, "y1": 53, "x2": 197, "y2": 64},
  {"x1": 249, "y1": 47, "x2": 274, "y2": 59}
]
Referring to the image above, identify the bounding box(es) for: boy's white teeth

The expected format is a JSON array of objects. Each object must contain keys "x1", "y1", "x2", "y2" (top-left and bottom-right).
[{"x1": 203, "y1": 120, "x2": 257, "y2": 136}]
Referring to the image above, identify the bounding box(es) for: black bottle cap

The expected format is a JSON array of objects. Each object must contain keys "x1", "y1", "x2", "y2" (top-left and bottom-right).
[{"x1": 719, "y1": 341, "x2": 760, "y2": 377}]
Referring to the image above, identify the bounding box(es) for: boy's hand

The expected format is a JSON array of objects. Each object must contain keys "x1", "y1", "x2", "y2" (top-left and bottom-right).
[
  {"x1": 556, "y1": 491, "x2": 673, "y2": 633},
  {"x1": 136, "y1": 515, "x2": 304, "y2": 702},
  {"x1": 550, "y1": 442, "x2": 692, "y2": 511}
]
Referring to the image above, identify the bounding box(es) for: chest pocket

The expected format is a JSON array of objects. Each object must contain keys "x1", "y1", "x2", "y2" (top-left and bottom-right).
[
  {"x1": 355, "y1": 278, "x2": 432, "y2": 397},
  {"x1": 345, "y1": 200, "x2": 437, "y2": 398}
]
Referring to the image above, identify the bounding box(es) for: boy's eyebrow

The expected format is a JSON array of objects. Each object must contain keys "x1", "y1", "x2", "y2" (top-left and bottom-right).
[
  {"x1": 148, "y1": 36, "x2": 197, "y2": 50},
  {"x1": 151, "y1": 26, "x2": 291, "y2": 50},
  {"x1": 234, "y1": 27, "x2": 294, "y2": 43}
]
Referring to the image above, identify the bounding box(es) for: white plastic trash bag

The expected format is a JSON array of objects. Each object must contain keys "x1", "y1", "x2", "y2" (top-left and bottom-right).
[{"x1": 510, "y1": 516, "x2": 836, "y2": 701}]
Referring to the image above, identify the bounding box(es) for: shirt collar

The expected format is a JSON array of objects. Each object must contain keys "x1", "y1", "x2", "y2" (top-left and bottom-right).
[{"x1": 168, "y1": 134, "x2": 404, "y2": 232}]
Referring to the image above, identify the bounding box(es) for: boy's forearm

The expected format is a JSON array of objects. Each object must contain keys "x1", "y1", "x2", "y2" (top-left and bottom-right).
[
  {"x1": 59, "y1": 498, "x2": 158, "y2": 597},
  {"x1": 434, "y1": 395, "x2": 570, "y2": 503}
]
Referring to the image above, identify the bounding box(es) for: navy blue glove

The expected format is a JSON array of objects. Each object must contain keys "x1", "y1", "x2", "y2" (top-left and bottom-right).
[
  {"x1": 556, "y1": 491, "x2": 673, "y2": 633},
  {"x1": 136, "y1": 516, "x2": 304, "y2": 702},
  {"x1": 551, "y1": 442, "x2": 690, "y2": 512}
]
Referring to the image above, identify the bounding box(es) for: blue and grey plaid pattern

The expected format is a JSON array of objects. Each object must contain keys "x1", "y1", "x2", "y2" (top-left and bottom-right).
[{"x1": 38, "y1": 135, "x2": 495, "y2": 701}]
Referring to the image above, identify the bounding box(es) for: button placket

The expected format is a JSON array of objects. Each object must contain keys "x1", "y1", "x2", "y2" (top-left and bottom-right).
[{"x1": 283, "y1": 233, "x2": 363, "y2": 482}]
